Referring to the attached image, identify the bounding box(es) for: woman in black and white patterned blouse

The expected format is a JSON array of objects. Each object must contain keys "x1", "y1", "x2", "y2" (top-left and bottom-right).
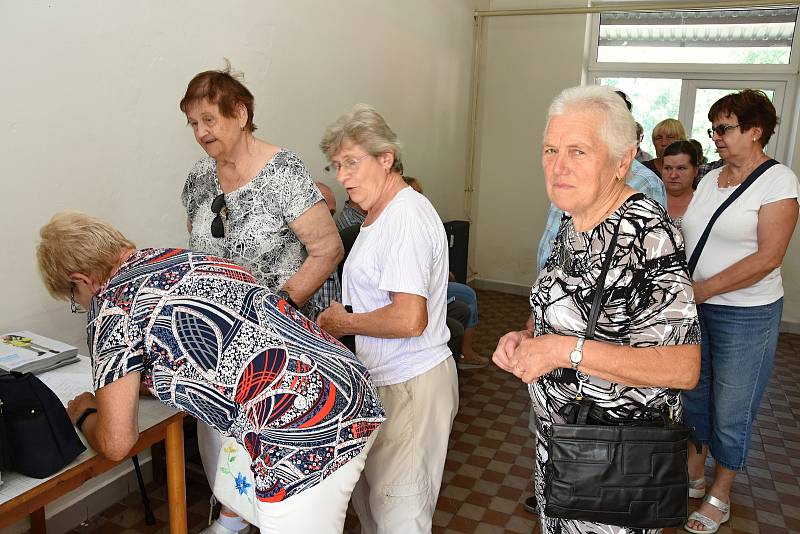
[{"x1": 493, "y1": 85, "x2": 701, "y2": 534}]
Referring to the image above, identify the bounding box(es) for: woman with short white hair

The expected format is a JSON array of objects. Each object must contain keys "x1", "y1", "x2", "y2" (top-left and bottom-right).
[
  {"x1": 494, "y1": 85, "x2": 700, "y2": 534},
  {"x1": 317, "y1": 104, "x2": 458, "y2": 534}
]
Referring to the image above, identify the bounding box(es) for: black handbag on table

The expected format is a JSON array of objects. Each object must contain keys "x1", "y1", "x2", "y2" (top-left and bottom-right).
[
  {"x1": 543, "y1": 204, "x2": 696, "y2": 529},
  {"x1": 0, "y1": 371, "x2": 86, "y2": 478}
]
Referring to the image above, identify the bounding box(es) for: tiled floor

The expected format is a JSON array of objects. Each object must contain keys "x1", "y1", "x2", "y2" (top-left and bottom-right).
[{"x1": 65, "y1": 289, "x2": 800, "y2": 534}]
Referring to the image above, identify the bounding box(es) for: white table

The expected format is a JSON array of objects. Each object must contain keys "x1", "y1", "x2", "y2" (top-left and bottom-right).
[{"x1": 0, "y1": 358, "x2": 187, "y2": 533}]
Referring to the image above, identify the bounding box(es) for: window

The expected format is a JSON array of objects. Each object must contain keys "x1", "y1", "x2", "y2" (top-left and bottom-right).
[
  {"x1": 597, "y1": 7, "x2": 798, "y2": 64},
  {"x1": 588, "y1": 6, "x2": 800, "y2": 164}
]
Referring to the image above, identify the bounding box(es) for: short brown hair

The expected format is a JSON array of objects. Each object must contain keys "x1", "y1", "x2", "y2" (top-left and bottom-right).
[
  {"x1": 179, "y1": 61, "x2": 257, "y2": 132},
  {"x1": 403, "y1": 176, "x2": 423, "y2": 193},
  {"x1": 708, "y1": 89, "x2": 778, "y2": 147},
  {"x1": 37, "y1": 211, "x2": 135, "y2": 300}
]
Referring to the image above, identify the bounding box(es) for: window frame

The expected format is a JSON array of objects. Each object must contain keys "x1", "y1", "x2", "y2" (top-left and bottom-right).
[{"x1": 585, "y1": 9, "x2": 800, "y2": 165}]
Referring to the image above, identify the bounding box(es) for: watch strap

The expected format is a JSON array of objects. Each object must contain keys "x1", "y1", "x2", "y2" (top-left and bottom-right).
[
  {"x1": 75, "y1": 407, "x2": 98, "y2": 433},
  {"x1": 277, "y1": 290, "x2": 299, "y2": 309}
]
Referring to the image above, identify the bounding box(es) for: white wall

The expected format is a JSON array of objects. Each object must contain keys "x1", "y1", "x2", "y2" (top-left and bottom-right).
[
  {"x1": 471, "y1": 2, "x2": 587, "y2": 289},
  {"x1": 0, "y1": 0, "x2": 479, "y2": 348}
]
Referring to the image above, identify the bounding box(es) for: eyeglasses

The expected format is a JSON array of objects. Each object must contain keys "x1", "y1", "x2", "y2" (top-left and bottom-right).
[
  {"x1": 211, "y1": 193, "x2": 227, "y2": 238},
  {"x1": 324, "y1": 154, "x2": 370, "y2": 174},
  {"x1": 707, "y1": 124, "x2": 740, "y2": 138},
  {"x1": 69, "y1": 287, "x2": 86, "y2": 314}
]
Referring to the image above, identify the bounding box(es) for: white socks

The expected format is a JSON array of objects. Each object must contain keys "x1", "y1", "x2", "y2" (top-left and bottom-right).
[{"x1": 216, "y1": 513, "x2": 250, "y2": 533}]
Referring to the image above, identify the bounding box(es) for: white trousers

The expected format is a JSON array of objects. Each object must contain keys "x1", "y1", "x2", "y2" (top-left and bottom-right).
[
  {"x1": 352, "y1": 357, "x2": 459, "y2": 534},
  {"x1": 198, "y1": 421, "x2": 374, "y2": 533}
]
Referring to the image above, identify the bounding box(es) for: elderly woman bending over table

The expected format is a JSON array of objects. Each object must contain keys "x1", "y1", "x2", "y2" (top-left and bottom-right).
[
  {"x1": 36, "y1": 211, "x2": 383, "y2": 534},
  {"x1": 493, "y1": 85, "x2": 700, "y2": 534}
]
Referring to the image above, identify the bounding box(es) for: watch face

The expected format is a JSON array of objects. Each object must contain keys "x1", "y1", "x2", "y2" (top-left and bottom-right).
[{"x1": 570, "y1": 349, "x2": 582, "y2": 365}]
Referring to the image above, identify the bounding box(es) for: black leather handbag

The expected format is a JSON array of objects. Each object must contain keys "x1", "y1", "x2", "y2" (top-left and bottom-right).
[
  {"x1": 0, "y1": 371, "x2": 86, "y2": 478},
  {"x1": 543, "y1": 204, "x2": 695, "y2": 529}
]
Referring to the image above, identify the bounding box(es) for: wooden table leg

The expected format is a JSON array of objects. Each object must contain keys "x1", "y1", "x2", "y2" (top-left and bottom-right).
[
  {"x1": 30, "y1": 507, "x2": 46, "y2": 534},
  {"x1": 165, "y1": 417, "x2": 188, "y2": 534}
]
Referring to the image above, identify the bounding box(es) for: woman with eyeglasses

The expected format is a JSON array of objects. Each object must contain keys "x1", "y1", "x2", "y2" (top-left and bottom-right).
[
  {"x1": 37, "y1": 211, "x2": 384, "y2": 534},
  {"x1": 178, "y1": 64, "x2": 343, "y2": 534},
  {"x1": 316, "y1": 104, "x2": 458, "y2": 534},
  {"x1": 681, "y1": 90, "x2": 799, "y2": 534},
  {"x1": 662, "y1": 140, "x2": 700, "y2": 230},
  {"x1": 643, "y1": 118, "x2": 687, "y2": 178}
]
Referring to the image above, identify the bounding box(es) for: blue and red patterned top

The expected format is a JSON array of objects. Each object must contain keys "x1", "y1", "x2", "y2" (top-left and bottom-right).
[{"x1": 87, "y1": 248, "x2": 385, "y2": 502}]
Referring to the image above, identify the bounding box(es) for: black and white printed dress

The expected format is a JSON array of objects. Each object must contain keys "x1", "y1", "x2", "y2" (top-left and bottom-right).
[
  {"x1": 530, "y1": 194, "x2": 700, "y2": 534},
  {"x1": 182, "y1": 149, "x2": 323, "y2": 316}
]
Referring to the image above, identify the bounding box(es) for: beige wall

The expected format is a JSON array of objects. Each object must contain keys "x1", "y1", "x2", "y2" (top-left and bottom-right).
[
  {"x1": 0, "y1": 0, "x2": 478, "y2": 347},
  {"x1": 782, "y1": 126, "x2": 800, "y2": 327},
  {"x1": 471, "y1": 7, "x2": 587, "y2": 289}
]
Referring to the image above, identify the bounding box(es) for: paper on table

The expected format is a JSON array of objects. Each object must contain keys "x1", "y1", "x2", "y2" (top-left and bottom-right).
[{"x1": 36, "y1": 355, "x2": 93, "y2": 406}]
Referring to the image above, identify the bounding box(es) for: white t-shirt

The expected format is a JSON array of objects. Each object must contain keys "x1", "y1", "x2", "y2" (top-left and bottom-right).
[
  {"x1": 342, "y1": 187, "x2": 451, "y2": 387},
  {"x1": 682, "y1": 163, "x2": 799, "y2": 306}
]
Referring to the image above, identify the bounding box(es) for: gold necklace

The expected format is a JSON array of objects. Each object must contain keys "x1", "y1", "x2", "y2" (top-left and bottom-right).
[{"x1": 721, "y1": 154, "x2": 766, "y2": 188}]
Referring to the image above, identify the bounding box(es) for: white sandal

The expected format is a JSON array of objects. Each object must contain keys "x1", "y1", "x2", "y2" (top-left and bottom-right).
[
  {"x1": 689, "y1": 477, "x2": 706, "y2": 499},
  {"x1": 684, "y1": 494, "x2": 730, "y2": 534}
]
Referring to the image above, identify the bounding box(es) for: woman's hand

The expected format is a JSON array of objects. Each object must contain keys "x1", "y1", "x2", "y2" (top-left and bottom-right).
[
  {"x1": 509, "y1": 334, "x2": 571, "y2": 384},
  {"x1": 67, "y1": 392, "x2": 98, "y2": 425},
  {"x1": 493, "y1": 330, "x2": 532, "y2": 373},
  {"x1": 317, "y1": 300, "x2": 350, "y2": 338},
  {"x1": 692, "y1": 280, "x2": 709, "y2": 304}
]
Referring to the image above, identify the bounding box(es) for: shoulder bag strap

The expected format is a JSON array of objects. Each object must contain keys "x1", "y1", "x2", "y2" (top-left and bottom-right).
[
  {"x1": 687, "y1": 159, "x2": 778, "y2": 276},
  {"x1": 582, "y1": 194, "x2": 683, "y2": 415},
  {"x1": 585, "y1": 193, "x2": 643, "y2": 339}
]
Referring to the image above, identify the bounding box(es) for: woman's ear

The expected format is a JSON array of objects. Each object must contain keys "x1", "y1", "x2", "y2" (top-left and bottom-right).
[
  {"x1": 236, "y1": 103, "x2": 248, "y2": 128},
  {"x1": 615, "y1": 146, "x2": 636, "y2": 181},
  {"x1": 746, "y1": 126, "x2": 763, "y2": 144},
  {"x1": 377, "y1": 151, "x2": 394, "y2": 171},
  {"x1": 69, "y1": 272, "x2": 100, "y2": 294}
]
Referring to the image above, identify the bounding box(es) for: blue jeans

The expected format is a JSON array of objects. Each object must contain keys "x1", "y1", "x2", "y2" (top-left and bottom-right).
[
  {"x1": 447, "y1": 282, "x2": 478, "y2": 328},
  {"x1": 682, "y1": 298, "x2": 782, "y2": 471}
]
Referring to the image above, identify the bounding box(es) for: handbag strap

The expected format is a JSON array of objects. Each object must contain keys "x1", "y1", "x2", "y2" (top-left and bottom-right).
[
  {"x1": 581, "y1": 193, "x2": 682, "y2": 413},
  {"x1": 687, "y1": 159, "x2": 778, "y2": 276},
  {"x1": 585, "y1": 193, "x2": 642, "y2": 340}
]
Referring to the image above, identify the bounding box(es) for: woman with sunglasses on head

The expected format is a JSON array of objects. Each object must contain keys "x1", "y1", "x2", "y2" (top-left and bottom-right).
[
  {"x1": 179, "y1": 63, "x2": 343, "y2": 534},
  {"x1": 681, "y1": 90, "x2": 799, "y2": 534},
  {"x1": 316, "y1": 104, "x2": 458, "y2": 534}
]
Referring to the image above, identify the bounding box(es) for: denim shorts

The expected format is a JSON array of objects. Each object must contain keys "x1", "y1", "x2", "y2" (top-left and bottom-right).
[
  {"x1": 681, "y1": 298, "x2": 782, "y2": 471},
  {"x1": 447, "y1": 282, "x2": 478, "y2": 328}
]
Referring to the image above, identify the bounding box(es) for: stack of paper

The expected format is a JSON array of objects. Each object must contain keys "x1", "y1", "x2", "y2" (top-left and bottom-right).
[{"x1": 0, "y1": 331, "x2": 79, "y2": 374}]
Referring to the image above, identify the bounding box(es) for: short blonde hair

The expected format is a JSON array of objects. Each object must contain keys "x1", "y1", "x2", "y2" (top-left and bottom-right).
[
  {"x1": 319, "y1": 104, "x2": 404, "y2": 174},
  {"x1": 652, "y1": 118, "x2": 687, "y2": 144},
  {"x1": 37, "y1": 211, "x2": 135, "y2": 300}
]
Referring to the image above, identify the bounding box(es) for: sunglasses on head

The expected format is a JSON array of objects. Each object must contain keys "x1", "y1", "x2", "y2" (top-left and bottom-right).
[{"x1": 211, "y1": 193, "x2": 227, "y2": 238}]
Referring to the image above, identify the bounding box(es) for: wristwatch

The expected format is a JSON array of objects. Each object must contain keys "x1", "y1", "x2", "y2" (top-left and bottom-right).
[{"x1": 570, "y1": 337, "x2": 585, "y2": 370}]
